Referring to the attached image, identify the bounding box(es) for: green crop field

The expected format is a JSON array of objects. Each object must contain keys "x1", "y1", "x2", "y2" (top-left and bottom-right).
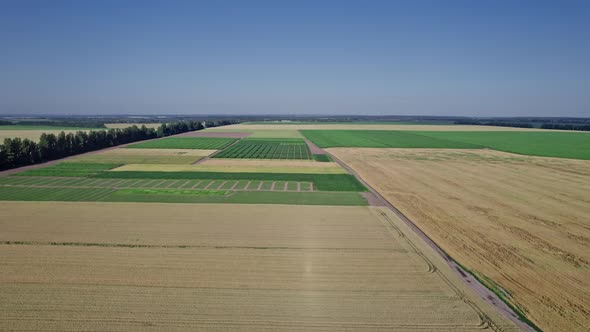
[
  {"x1": 93, "y1": 171, "x2": 366, "y2": 192},
  {"x1": 213, "y1": 138, "x2": 312, "y2": 159},
  {"x1": 126, "y1": 137, "x2": 236, "y2": 150},
  {"x1": 409, "y1": 131, "x2": 590, "y2": 160},
  {"x1": 69, "y1": 153, "x2": 203, "y2": 165},
  {"x1": 301, "y1": 130, "x2": 480, "y2": 149},
  {"x1": 0, "y1": 186, "x2": 115, "y2": 201},
  {"x1": 301, "y1": 129, "x2": 590, "y2": 160},
  {"x1": 106, "y1": 190, "x2": 367, "y2": 205},
  {"x1": 0, "y1": 186, "x2": 366, "y2": 205},
  {"x1": 14, "y1": 163, "x2": 121, "y2": 177}
]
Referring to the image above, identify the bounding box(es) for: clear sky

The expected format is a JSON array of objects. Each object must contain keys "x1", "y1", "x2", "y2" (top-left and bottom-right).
[{"x1": 1, "y1": 0, "x2": 589, "y2": 117}]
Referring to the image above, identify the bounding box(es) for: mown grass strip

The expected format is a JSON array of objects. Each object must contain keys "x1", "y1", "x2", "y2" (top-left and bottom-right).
[{"x1": 93, "y1": 171, "x2": 367, "y2": 192}]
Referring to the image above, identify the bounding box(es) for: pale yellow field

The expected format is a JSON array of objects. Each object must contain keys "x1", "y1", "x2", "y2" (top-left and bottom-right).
[
  {"x1": 105, "y1": 123, "x2": 161, "y2": 129},
  {"x1": 0, "y1": 129, "x2": 93, "y2": 142},
  {"x1": 208, "y1": 123, "x2": 558, "y2": 131},
  {"x1": 0, "y1": 202, "x2": 518, "y2": 331},
  {"x1": 111, "y1": 161, "x2": 347, "y2": 173},
  {"x1": 329, "y1": 148, "x2": 590, "y2": 332}
]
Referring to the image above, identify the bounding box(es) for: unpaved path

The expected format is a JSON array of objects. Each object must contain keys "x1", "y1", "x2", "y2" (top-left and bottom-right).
[
  {"x1": 304, "y1": 138, "x2": 325, "y2": 154},
  {"x1": 319, "y1": 147, "x2": 536, "y2": 332}
]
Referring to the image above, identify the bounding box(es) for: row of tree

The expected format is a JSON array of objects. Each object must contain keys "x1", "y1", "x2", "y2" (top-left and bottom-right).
[
  {"x1": 540, "y1": 123, "x2": 590, "y2": 131},
  {"x1": 454, "y1": 120, "x2": 534, "y2": 128},
  {"x1": 0, "y1": 120, "x2": 236, "y2": 171}
]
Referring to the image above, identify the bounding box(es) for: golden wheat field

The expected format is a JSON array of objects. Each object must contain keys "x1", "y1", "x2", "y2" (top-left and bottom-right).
[
  {"x1": 0, "y1": 202, "x2": 518, "y2": 331},
  {"x1": 328, "y1": 148, "x2": 590, "y2": 332}
]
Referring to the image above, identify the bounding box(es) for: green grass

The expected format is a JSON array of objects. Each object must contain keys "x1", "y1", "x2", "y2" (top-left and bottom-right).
[
  {"x1": 93, "y1": 171, "x2": 366, "y2": 192},
  {"x1": 0, "y1": 186, "x2": 366, "y2": 205},
  {"x1": 126, "y1": 137, "x2": 236, "y2": 150},
  {"x1": 69, "y1": 154, "x2": 202, "y2": 165},
  {"x1": 409, "y1": 131, "x2": 590, "y2": 160},
  {"x1": 301, "y1": 129, "x2": 590, "y2": 160},
  {"x1": 213, "y1": 138, "x2": 312, "y2": 159},
  {"x1": 313, "y1": 154, "x2": 331, "y2": 162},
  {"x1": 0, "y1": 186, "x2": 115, "y2": 201},
  {"x1": 106, "y1": 190, "x2": 367, "y2": 205},
  {"x1": 13, "y1": 163, "x2": 121, "y2": 177},
  {"x1": 301, "y1": 130, "x2": 480, "y2": 149},
  {"x1": 116, "y1": 189, "x2": 230, "y2": 196}
]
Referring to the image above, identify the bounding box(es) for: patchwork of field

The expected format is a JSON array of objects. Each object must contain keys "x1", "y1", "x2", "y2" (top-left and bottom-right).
[
  {"x1": 213, "y1": 138, "x2": 313, "y2": 159},
  {"x1": 329, "y1": 148, "x2": 590, "y2": 332},
  {"x1": 126, "y1": 136, "x2": 236, "y2": 150},
  {"x1": 105, "y1": 123, "x2": 161, "y2": 129},
  {"x1": 69, "y1": 148, "x2": 215, "y2": 164},
  {"x1": 111, "y1": 162, "x2": 347, "y2": 174},
  {"x1": 303, "y1": 129, "x2": 590, "y2": 160},
  {"x1": 207, "y1": 123, "x2": 555, "y2": 131},
  {"x1": 0, "y1": 202, "x2": 519, "y2": 331}
]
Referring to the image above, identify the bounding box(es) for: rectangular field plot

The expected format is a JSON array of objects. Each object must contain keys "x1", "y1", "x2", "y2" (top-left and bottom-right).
[
  {"x1": 69, "y1": 148, "x2": 214, "y2": 164},
  {"x1": 0, "y1": 203, "x2": 517, "y2": 330},
  {"x1": 213, "y1": 138, "x2": 312, "y2": 160},
  {"x1": 126, "y1": 137, "x2": 236, "y2": 150},
  {"x1": 301, "y1": 130, "x2": 481, "y2": 149},
  {"x1": 14, "y1": 163, "x2": 121, "y2": 177}
]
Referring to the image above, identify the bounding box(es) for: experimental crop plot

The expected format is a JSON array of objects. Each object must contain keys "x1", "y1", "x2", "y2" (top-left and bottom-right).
[{"x1": 213, "y1": 139, "x2": 312, "y2": 160}]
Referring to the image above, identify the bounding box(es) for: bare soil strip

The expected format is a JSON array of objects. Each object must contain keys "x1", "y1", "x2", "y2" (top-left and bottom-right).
[{"x1": 304, "y1": 138, "x2": 326, "y2": 154}]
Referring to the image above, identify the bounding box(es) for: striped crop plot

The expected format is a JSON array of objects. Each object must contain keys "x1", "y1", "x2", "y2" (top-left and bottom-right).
[{"x1": 212, "y1": 138, "x2": 312, "y2": 159}]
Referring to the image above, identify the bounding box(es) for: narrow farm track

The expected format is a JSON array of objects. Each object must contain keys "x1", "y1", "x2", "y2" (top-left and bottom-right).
[{"x1": 323, "y1": 149, "x2": 536, "y2": 332}]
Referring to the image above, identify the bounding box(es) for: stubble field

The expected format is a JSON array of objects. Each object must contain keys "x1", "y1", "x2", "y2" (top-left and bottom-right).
[
  {"x1": 328, "y1": 148, "x2": 590, "y2": 331},
  {"x1": 0, "y1": 202, "x2": 518, "y2": 331}
]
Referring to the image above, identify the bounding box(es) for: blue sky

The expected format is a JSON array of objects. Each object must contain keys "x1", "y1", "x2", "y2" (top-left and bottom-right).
[{"x1": 0, "y1": 0, "x2": 589, "y2": 116}]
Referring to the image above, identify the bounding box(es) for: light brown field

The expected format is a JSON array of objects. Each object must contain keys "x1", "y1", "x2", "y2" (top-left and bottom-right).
[
  {"x1": 0, "y1": 202, "x2": 518, "y2": 331},
  {"x1": 105, "y1": 123, "x2": 161, "y2": 129},
  {"x1": 329, "y1": 148, "x2": 590, "y2": 332},
  {"x1": 0, "y1": 129, "x2": 94, "y2": 142},
  {"x1": 110, "y1": 161, "x2": 346, "y2": 173},
  {"x1": 208, "y1": 123, "x2": 560, "y2": 131}
]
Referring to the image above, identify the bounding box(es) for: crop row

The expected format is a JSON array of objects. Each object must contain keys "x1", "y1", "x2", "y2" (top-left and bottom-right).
[{"x1": 214, "y1": 141, "x2": 312, "y2": 159}]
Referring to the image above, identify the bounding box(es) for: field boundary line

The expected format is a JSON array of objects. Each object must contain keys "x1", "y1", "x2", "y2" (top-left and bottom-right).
[{"x1": 325, "y1": 149, "x2": 537, "y2": 332}]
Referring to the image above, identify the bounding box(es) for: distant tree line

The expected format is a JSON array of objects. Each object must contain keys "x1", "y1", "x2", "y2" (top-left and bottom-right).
[
  {"x1": 540, "y1": 123, "x2": 590, "y2": 131},
  {"x1": 0, "y1": 120, "x2": 236, "y2": 171},
  {"x1": 0, "y1": 120, "x2": 107, "y2": 128},
  {"x1": 454, "y1": 121, "x2": 534, "y2": 128}
]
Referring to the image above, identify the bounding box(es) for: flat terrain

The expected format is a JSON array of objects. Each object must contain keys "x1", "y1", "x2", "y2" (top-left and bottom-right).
[
  {"x1": 111, "y1": 163, "x2": 346, "y2": 174},
  {"x1": 302, "y1": 130, "x2": 481, "y2": 149},
  {"x1": 70, "y1": 148, "x2": 216, "y2": 164},
  {"x1": 213, "y1": 138, "x2": 313, "y2": 160},
  {"x1": 0, "y1": 202, "x2": 518, "y2": 331},
  {"x1": 126, "y1": 137, "x2": 236, "y2": 150},
  {"x1": 105, "y1": 123, "x2": 161, "y2": 129},
  {"x1": 207, "y1": 123, "x2": 559, "y2": 131},
  {"x1": 329, "y1": 148, "x2": 590, "y2": 332}
]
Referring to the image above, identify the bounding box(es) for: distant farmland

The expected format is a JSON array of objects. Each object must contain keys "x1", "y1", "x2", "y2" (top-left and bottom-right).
[{"x1": 303, "y1": 129, "x2": 590, "y2": 160}]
